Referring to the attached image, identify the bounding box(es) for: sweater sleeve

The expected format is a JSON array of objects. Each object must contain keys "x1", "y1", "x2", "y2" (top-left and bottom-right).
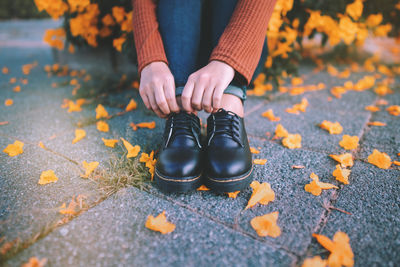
[
  {"x1": 209, "y1": 0, "x2": 277, "y2": 84},
  {"x1": 132, "y1": 0, "x2": 168, "y2": 75}
]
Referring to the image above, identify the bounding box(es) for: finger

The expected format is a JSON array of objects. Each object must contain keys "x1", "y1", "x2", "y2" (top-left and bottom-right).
[
  {"x1": 147, "y1": 90, "x2": 166, "y2": 118},
  {"x1": 139, "y1": 86, "x2": 151, "y2": 110},
  {"x1": 212, "y1": 83, "x2": 226, "y2": 110},
  {"x1": 154, "y1": 83, "x2": 170, "y2": 115},
  {"x1": 181, "y1": 77, "x2": 195, "y2": 112},
  {"x1": 191, "y1": 81, "x2": 206, "y2": 111},
  {"x1": 164, "y1": 79, "x2": 179, "y2": 113},
  {"x1": 202, "y1": 84, "x2": 215, "y2": 113}
]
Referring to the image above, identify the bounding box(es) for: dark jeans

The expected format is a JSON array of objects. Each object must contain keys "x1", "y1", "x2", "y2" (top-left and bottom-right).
[{"x1": 156, "y1": 0, "x2": 268, "y2": 101}]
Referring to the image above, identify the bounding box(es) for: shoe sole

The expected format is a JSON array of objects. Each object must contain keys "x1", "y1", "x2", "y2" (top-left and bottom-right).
[
  {"x1": 204, "y1": 165, "x2": 254, "y2": 193},
  {"x1": 154, "y1": 168, "x2": 203, "y2": 193}
]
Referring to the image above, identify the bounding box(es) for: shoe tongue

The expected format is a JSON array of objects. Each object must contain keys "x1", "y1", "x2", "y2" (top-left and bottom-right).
[
  {"x1": 167, "y1": 112, "x2": 198, "y2": 147},
  {"x1": 214, "y1": 108, "x2": 237, "y2": 119}
]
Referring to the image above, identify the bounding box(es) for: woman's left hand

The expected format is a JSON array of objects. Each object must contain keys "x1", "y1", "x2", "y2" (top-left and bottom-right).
[{"x1": 181, "y1": 60, "x2": 235, "y2": 113}]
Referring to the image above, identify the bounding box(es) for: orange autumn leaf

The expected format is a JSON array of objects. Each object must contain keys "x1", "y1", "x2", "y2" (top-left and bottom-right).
[
  {"x1": 9, "y1": 77, "x2": 16, "y2": 84},
  {"x1": 250, "y1": 211, "x2": 281, "y2": 238},
  {"x1": 262, "y1": 109, "x2": 280, "y2": 121},
  {"x1": 3, "y1": 140, "x2": 24, "y2": 157},
  {"x1": 305, "y1": 173, "x2": 338, "y2": 196},
  {"x1": 275, "y1": 124, "x2": 289, "y2": 138},
  {"x1": 0, "y1": 121, "x2": 9, "y2": 125},
  {"x1": 245, "y1": 181, "x2": 275, "y2": 209},
  {"x1": 368, "y1": 121, "x2": 386, "y2": 126},
  {"x1": 121, "y1": 137, "x2": 140, "y2": 158},
  {"x1": 292, "y1": 165, "x2": 305, "y2": 169},
  {"x1": 285, "y1": 98, "x2": 308, "y2": 114},
  {"x1": 38, "y1": 170, "x2": 59, "y2": 185},
  {"x1": 140, "y1": 151, "x2": 156, "y2": 180},
  {"x1": 250, "y1": 147, "x2": 260, "y2": 154},
  {"x1": 131, "y1": 81, "x2": 139, "y2": 89},
  {"x1": 102, "y1": 138, "x2": 118, "y2": 148},
  {"x1": 21, "y1": 257, "x2": 47, "y2": 267},
  {"x1": 301, "y1": 256, "x2": 327, "y2": 267},
  {"x1": 66, "y1": 99, "x2": 84, "y2": 113},
  {"x1": 333, "y1": 164, "x2": 351, "y2": 185},
  {"x1": 72, "y1": 129, "x2": 86, "y2": 144},
  {"x1": 393, "y1": 161, "x2": 400, "y2": 166},
  {"x1": 13, "y1": 85, "x2": 21, "y2": 92},
  {"x1": 227, "y1": 191, "x2": 240, "y2": 198},
  {"x1": 145, "y1": 211, "x2": 176, "y2": 234},
  {"x1": 330, "y1": 153, "x2": 354, "y2": 168},
  {"x1": 59, "y1": 195, "x2": 86, "y2": 215},
  {"x1": 339, "y1": 135, "x2": 359, "y2": 150},
  {"x1": 364, "y1": 105, "x2": 379, "y2": 112},
  {"x1": 376, "y1": 99, "x2": 388, "y2": 105},
  {"x1": 97, "y1": 120, "x2": 109, "y2": 132},
  {"x1": 2, "y1": 67, "x2": 9, "y2": 74},
  {"x1": 313, "y1": 232, "x2": 354, "y2": 267},
  {"x1": 282, "y1": 133, "x2": 302, "y2": 149},
  {"x1": 253, "y1": 159, "x2": 267, "y2": 165},
  {"x1": 367, "y1": 149, "x2": 392, "y2": 169},
  {"x1": 38, "y1": 141, "x2": 46, "y2": 149},
  {"x1": 291, "y1": 77, "x2": 303, "y2": 86},
  {"x1": 81, "y1": 161, "x2": 99, "y2": 178},
  {"x1": 320, "y1": 120, "x2": 343, "y2": 134},
  {"x1": 386, "y1": 105, "x2": 400, "y2": 116},
  {"x1": 125, "y1": 98, "x2": 137, "y2": 111},
  {"x1": 5, "y1": 99, "x2": 13, "y2": 106},
  {"x1": 95, "y1": 104, "x2": 109, "y2": 119},
  {"x1": 130, "y1": 121, "x2": 156, "y2": 130},
  {"x1": 197, "y1": 185, "x2": 210, "y2": 191},
  {"x1": 374, "y1": 84, "x2": 393, "y2": 96}
]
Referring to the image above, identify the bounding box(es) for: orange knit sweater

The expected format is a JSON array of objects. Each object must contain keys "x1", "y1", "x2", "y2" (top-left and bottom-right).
[{"x1": 132, "y1": 0, "x2": 276, "y2": 84}]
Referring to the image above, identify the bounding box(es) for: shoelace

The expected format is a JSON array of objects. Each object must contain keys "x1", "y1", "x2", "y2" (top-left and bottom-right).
[
  {"x1": 208, "y1": 109, "x2": 243, "y2": 147},
  {"x1": 164, "y1": 112, "x2": 201, "y2": 148}
]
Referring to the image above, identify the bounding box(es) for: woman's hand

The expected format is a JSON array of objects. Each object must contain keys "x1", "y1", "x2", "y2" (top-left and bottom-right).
[
  {"x1": 139, "y1": 61, "x2": 180, "y2": 118},
  {"x1": 181, "y1": 60, "x2": 235, "y2": 113}
]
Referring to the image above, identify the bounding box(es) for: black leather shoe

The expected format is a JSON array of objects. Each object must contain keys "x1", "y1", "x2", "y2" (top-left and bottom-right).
[
  {"x1": 204, "y1": 108, "x2": 253, "y2": 192},
  {"x1": 154, "y1": 111, "x2": 203, "y2": 193}
]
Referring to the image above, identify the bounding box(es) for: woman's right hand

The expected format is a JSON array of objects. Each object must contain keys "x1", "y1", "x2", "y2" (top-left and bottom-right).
[{"x1": 139, "y1": 61, "x2": 179, "y2": 118}]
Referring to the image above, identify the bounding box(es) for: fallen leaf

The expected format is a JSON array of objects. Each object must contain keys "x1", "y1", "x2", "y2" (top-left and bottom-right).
[
  {"x1": 38, "y1": 170, "x2": 58, "y2": 185},
  {"x1": 21, "y1": 257, "x2": 47, "y2": 267},
  {"x1": 367, "y1": 121, "x2": 386, "y2": 126},
  {"x1": 126, "y1": 99, "x2": 137, "y2": 111},
  {"x1": 285, "y1": 98, "x2": 308, "y2": 114},
  {"x1": 301, "y1": 256, "x2": 327, "y2": 267},
  {"x1": 291, "y1": 77, "x2": 304, "y2": 86},
  {"x1": 364, "y1": 105, "x2": 379, "y2": 112},
  {"x1": 253, "y1": 159, "x2": 267, "y2": 165},
  {"x1": 245, "y1": 181, "x2": 275, "y2": 209},
  {"x1": 374, "y1": 84, "x2": 393, "y2": 96},
  {"x1": 145, "y1": 211, "x2": 176, "y2": 234},
  {"x1": 130, "y1": 121, "x2": 156, "y2": 130},
  {"x1": 313, "y1": 232, "x2": 354, "y2": 267},
  {"x1": 102, "y1": 138, "x2": 118, "y2": 148},
  {"x1": 140, "y1": 151, "x2": 156, "y2": 180},
  {"x1": 330, "y1": 153, "x2": 354, "y2": 168},
  {"x1": 227, "y1": 191, "x2": 240, "y2": 198},
  {"x1": 197, "y1": 185, "x2": 210, "y2": 191},
  {"x1": 2, "y1": 67, "x2": 9, "y2": 74},
  {"x1": 59, "y1": 195, "x2": 86, "y2": 215},
  {"x1": 121, "y1": 137, "x2": 140, "y2": 158},
  {"x1": 97, "y1": 120, "x2": 109, "y2": 132},
  {"x1": 81, "y1": 161, "x2": 99, "y2": 178},
  {"x1": 320, "y1": 120, "x2": 343, "y2": 134},
  {"x1": 3, "y1": 140, "x2": 24, "y2": 156},
  {"x1": 4, "y1": 99, "x2": 13, "y2": 106},
  {"x1": 333, "y1": 164, "x2": 351, "y2": 184},
  {"x1": 339, "y1": 135, "x2": 359, "y2": 150},
  {"x1": 387, "y1": 105, "x2": 400, "y2": 116},
  {"x1": 131, "y1": 81, "x2": 139, "y2": 89},
  {"x1": 393, "y1": 161, "x2": 400, "y2": 166},
  {"x1": 282, "y1": 134, "x2": 302, "y2": 149},
  {"x1": 262, "y1": 109, "x2": 280, "y2": 121},
  {"x1": 376, "y1": 99, "x2": 388, "y2": 105},
  {"x1": 0, "y1": 121, "x2": 9, "y2": 125},
  {"x1": 305, "y1": 173, "x2": 338, "y2": 196},
  {"x1": 367, "y1": 149, "x2": 392, "y2": 169},
  {"x1": 13, "y1": 85, "x2": 21, "y2": 92},
  {"x1": 9, "y1": 77, "x2": 16, "y2": 84},
  {"x1": 275, "y1": 124, "x2": 289, "y2": 138},
  {"x1": 250, "y1": 147, "x2": 260, "y2": 154},
  {"x1": 250, "y1": 211, "x2": 281, "y2": 238},
  {"x1": 72, "y1": 129, "x2": 86, "y2": 144},
  {"x1": 38, "y1": 141, "x2": 46, "y2": 149},
  {"x1": 292, "y1": 165, "x2": 305, "y2": 169},
  {"x1": 95, "y1": 104, "x2": 109, "y2": 119}
]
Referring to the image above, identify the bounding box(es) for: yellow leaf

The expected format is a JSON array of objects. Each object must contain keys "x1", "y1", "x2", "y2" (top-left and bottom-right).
[
  {"x1": 197, "y1": 185, "x2": 210, "y2": 191},
  {"x1": 364, "y1": 105, "x2": 380, "y2": 112},
  {"x1": 81, "y1": 161, "x2": 99, "y2": 178},
  {"x1": 393, "y1": 161, "x2": 400, "y2": 166},
  {"x1": 339, "y1": 135, "x2": 359, "y2": 150},
  {"x1": 140, "y1": 151, "x2": 156, "y2": 180},
  {"x1": 5, "y1": 99, "x2": 13, "y2": 106},
  {"x1": 227, "y1": 191, "x2": 240, "y2": 198},
  {"x1": 250, "y1": 211, "x2": 281, "y2": 238},
  {"x1": 253, "y1": 159, "x2": 267, "y2": 165},
  {"x1": 345, "y1": 0, "x2": 363, "y2": 20},
  {"x1": 245, "y1": 181, "x2": 275, "y2": 209},
  {"x1": 367, "y1": 121, "x2": 386, "y2": 126},
  {"x1": 13, "y1": 85, "x2": 21, "y2": 92},
  {"x1": 21, "y1": 257, "x2": 47, "y2": 267},
  {"x1": 145, "y1": 211, "x2": 176, "y2": 234},
  {"x1": 95, "y1": 104, "x2": 109, "y2": 119},
  {"x1": 387, "y1": 105, "x2": 400, "y2": 116},
  {"x1": 38, "y1": 141, "x2": 46, "y2": 149},
  {"x1": 262, "y1": 109, "x2": 280, "y2": 121},
  {"x1": 330, "y1": 153, "x2": 354, "y2": 168},
  {"x1": 285, "y1": 98, "x2": 308, "y2": 114},
  {"x1": 2, "y1": 67, "x2": 9, "y2": 74},
  {"x1": 72, "y1": 129, "x2": 86, "y2": 144},
  {"x1": 320, "y1": 121, "x2": 343, "y2": 134},
  {"x1": 250, "y1": 147, "x2": 260, "y2": 154},
  {"x1": 126, "y1": 98, "x2": 137, "y2": 111},
  {"x1": 38, "y1": 170, "x2": 59, "y2": 185},
  {"x1": 313, "y1": 232, "x2": 354, "y2": 267},
  {"x1": 121, "y1": 137, "x2": 140, "y2": 158},
  {"x1": 282, "y1": 134, "x2": 302, "y2": 149},
  {"x1": 367, "y1": 149, "x2": 392, "y2": 169},
  {"x1": 102, "y1": 138, "x2": 118, "y2": 148},
  {"x1": 275, "y1": 124, "x2": 288, "y2": 138},
  {"x1": 333, "y1": 164, "x2": 351, "y2": 184},
  {"x1": 301, "y1": 256, "x2": 327, "y2": 267},
  {"x1": 97, "y1": 120, "x2": 109, "y2": 132},
  {"x1": 3, "y1": 140, "x2": 24, "y2": 157},
  {"x1": 305, "y1": 173, "x2": 338, "y2": 196},
  {"x1": 291, "y1": 77, "x2": 303, "y2": 86}
]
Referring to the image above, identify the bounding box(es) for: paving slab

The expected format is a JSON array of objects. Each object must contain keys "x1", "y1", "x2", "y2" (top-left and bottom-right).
[
  {"x1": 307, "y1": 161, "x2": 400, "y2": 266},
  {"x1": 5, "y1": 186, "x2": 295, "y2": 267}
]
